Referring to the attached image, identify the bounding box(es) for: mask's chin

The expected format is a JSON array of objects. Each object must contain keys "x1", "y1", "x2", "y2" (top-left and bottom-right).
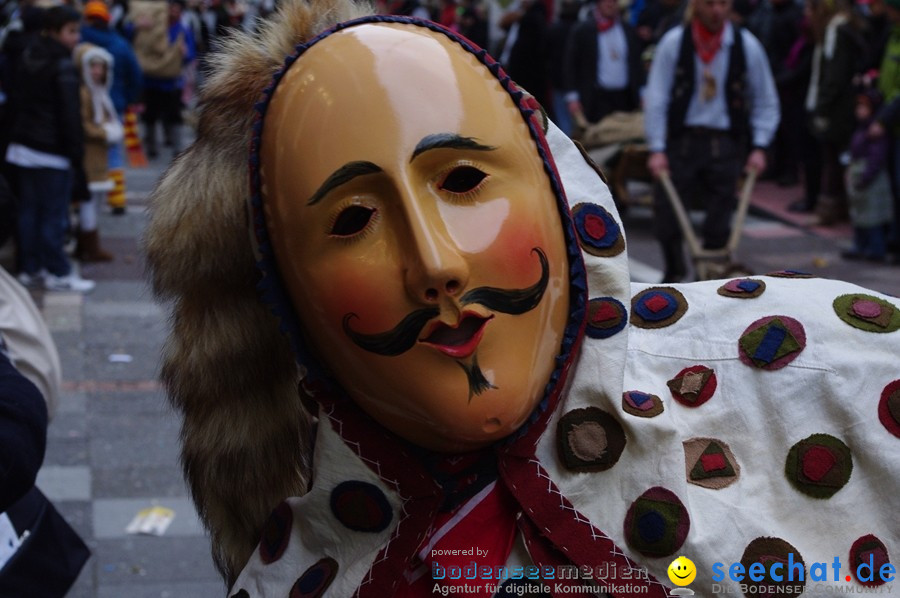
[{"x1": 377, "y1": 398, "x2": 540, "y2": 454}]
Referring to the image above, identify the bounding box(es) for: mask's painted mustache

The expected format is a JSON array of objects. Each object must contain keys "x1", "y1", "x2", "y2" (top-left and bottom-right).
[
  {"x1": 342, "y1": 308, "x2": 440, "y2": 357},
  {"x1": 459, "y1": 248, "x2": 549, "y2": 314},
  {"x1": 343, "y1": 248, "x2": 549, "y2": 356}
]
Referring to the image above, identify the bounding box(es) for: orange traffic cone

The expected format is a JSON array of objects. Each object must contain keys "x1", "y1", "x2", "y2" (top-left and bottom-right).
[{"x1": 124, "y1": 107, "x2": 148, "y2": 168}]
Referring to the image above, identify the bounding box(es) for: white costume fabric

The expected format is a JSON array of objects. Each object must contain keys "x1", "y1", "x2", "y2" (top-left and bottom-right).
[{"x1": 230, "y1": 18, "x2": 899, "y2": 598}]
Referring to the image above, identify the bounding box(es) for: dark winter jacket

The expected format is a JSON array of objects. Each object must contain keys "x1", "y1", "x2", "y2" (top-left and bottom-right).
[
  {"x1": 0, "y1": 349, "x2": 47, "y2": 512},
  {"x1": 8, "y1": 35, "x2": 83, "y2": 164},
  {"x1": 813, "y1": 19, "x2": 868, "y2": 146}
]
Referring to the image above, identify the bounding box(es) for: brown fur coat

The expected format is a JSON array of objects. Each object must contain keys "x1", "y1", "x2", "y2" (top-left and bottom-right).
[{"x1": 144, "y1": 0, "x2": 371, "y2": 584}]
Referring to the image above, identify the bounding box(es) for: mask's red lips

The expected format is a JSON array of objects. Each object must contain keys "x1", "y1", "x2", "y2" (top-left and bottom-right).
[{"x1": 420, "y1": 313, "x2": 493, "y2": 359}]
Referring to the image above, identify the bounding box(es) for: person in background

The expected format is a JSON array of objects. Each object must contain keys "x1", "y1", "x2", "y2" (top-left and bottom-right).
[
  {"x1": 458, "y1": 0, "x2": 489, "y2": 49},
  {"x1": 644, "y1": 0, "x2": 780, "y2": 282},
  {"x1": 5, "y1": 5, "x2": 95, "y2": 292},
  {"x1": 497, "y1": 0, "x2": 549, "y2": 107},
  {"x1": 382, "y1": 0, "x2": 432, "y2": 19},
  {"x1": 634, "y1": 0, "x2": 686, "y2": 50},
  {"x1": 806, "y1": 0, "x2": 868, "y2": 225},
  {"x1": 180, "y1": 0, "x2": 209, "y2": 108},
  {"x1": 75, "y1": 42, "x2": 123, "y2": 262},
  {"x1": 564, "y1": 0, "x2": 645, "y2": 127},
  {"x1": 137, "y1": 0, "x2": 195, "y2": 159},
  {"x1": 213, "y1": 0, "x2": 245, "y2": 38},
  {"x1": 843, "y1": 88, "x2": 893, "y2": 263},
  {"x1": 873, "y1": 0, "x2": 900, "y2": 262},
  {"x1": 546, "y1": 0, "x2": 580, "y2": 136},
  {"x1": 761, "y1": 0, "x2": 804, "y2": 187},
  {"x1": 81, "y1": 0, "x2": 142, "y2": 215}
]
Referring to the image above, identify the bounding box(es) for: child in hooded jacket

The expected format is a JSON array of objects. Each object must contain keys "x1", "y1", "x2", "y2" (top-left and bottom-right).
[
  {"x1": 844, "y1": 88, "x2": 894, "y2": 262},
  {"x1": 74, "y1": 42, "x2": 123, "y2": 262}
]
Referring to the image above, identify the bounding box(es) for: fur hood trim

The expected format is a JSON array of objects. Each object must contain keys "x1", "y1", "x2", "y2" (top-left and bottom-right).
[{"x1": 145, "y1": 0, "x2": 371, "y2": 583}]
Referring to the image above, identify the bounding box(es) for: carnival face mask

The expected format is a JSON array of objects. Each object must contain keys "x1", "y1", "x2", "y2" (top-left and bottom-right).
[{"x1": 259, "y1": 23, "x2": 570, "y2": 452}]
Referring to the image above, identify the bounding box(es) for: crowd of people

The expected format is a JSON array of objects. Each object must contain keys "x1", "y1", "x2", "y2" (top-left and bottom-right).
[
  {"x1": 0, "y1": 0, "x2": 897, "y2": 297},
  {"x1": 384, "y1": 0, "x2": 900, "y2": 270},
  {"x1": 0, "y1": 0, "x2": 244, "y2": 293}
]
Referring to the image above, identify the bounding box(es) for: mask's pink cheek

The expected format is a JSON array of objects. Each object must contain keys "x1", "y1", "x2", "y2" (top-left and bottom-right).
[
  {"x1": 484, "y1": 225, "x2": 554, "y2": 280},
  {"x1": 312, "y1": 270, "x2": 405, "y2": 335}
]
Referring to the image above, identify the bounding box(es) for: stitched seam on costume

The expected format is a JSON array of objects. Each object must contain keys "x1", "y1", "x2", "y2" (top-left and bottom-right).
[{"x1": 625, "y1": 347, "x2": 837, "y2": 373}]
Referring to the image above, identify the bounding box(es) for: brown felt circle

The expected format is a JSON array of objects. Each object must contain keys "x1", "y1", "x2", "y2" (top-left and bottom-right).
[{"x1": 557, "y1": 407, "x2": 626, "y2": 472}]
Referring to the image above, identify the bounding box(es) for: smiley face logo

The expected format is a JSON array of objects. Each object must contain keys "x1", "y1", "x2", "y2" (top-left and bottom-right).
[{"x1": 667, "y1": 556, "x2": 697, "y2": 587}]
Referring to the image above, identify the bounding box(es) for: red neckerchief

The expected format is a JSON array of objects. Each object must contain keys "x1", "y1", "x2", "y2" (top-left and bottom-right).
[
  {"x1": 596, "y1": 8, "x2": 617, "y2": 32},
  {"x1": 691, "y1": 19, "x2": 724, "y2": 64},
  {"x1": 395, "y1": 481, "x2": 519, "y2": 597}
]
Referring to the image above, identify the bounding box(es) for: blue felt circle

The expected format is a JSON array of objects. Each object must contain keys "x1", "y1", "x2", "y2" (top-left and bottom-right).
[
  {"x1": 633, "y1": 291, "x2": 678, "y2": 321},
  {"x1": 585, "y1": 297, "x2": 627, "y2": 339},
  {"x1": 573, "y1": 203, "x2": 621, "y2": 251}
]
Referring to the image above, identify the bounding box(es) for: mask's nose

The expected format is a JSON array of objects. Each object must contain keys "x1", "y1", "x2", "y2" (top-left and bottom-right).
[{"x1": 400, "y1": 186, "x2": 470, "y2": 305}]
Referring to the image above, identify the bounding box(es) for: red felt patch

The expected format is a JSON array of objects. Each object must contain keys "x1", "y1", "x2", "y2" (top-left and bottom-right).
[
  {"x1": 584, "y1": 214, "x2": 607, "y2": 240},
  {"x1": 666, "y1": 365, "x2": 717, "y2": 408},
  {"x1": 878, "y1": 380, "x2": 900, "y2": 438},
  {"x1": 801, "y1": 446, "x2": 836, "y2": 482},
  {"x1": 700, "y1": 453, "x2": 727, "y2": 472},
  {"x1": 591, "y1": 301, "x2": 619, "y2": 324},
  {"x1": 645, "y1": 294, "x2": 670, "y2": 313},
  {"x1": 850, "y1": 534, "x2": 891, "y2": 587}
]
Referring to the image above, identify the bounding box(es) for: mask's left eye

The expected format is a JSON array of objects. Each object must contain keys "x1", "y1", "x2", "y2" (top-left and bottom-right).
[
  {"x1": 439, "y1": 166, "x2": 488, "y2": 194},
  {"x1": 330, "y1": 205, "x2": 376, "y2": 236}
]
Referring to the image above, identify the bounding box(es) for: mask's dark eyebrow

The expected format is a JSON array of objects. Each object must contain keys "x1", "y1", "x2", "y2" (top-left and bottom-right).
[
  {"x1": 410, "y1": 133, "x2": 496, "y2": 163},
  {"x1": 307, "y1": 161, "x2": 382, "y2": 206}
]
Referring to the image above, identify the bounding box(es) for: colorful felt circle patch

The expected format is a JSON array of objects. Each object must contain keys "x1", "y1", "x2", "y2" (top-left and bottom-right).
[
  {"x1": 740, "y1": 537, "x2": 806, "y2": 597},
  {"x1": 878, "y1": 380, "x2": 900, "y2": 438},
  {"x1": 766, "y1": 270, "x2": 814, "y2": 278},
  {"x1": 329, "y1": 481, "x2": 393, "y2": 533},
  {"x1": 738, "y1": 315, "x2": 806, "y2": 370},
  {"x1": 630, "y1": 287, "x2": 688, "y2": 329},
  {"x1": 682, "y1": 438, "x2": 740, "y2": 489},
  {"x1": 258, "y1": 501, "x2": 292, "y2": 564},
  {"x1": 557, "y1": 407, "x2": 627, "y2": 472},
  {"x1": 849, "y1": 535, "x2": 891, "y2": 587},
  {"x1": 571, "y1": 202, "x2": 625, "y2": 257},
  {"x1": 586, "y1": 297, "x2": 628, "y2": 339},
  {"x1": 622, "y1": 391, "x2": 664, "y2": 418},
  {"x1": 717, "y1": 278, "x2": 766, "y2": 299},
  {"x1": 667, "y1": 365, "x2": 717, "y2": 407},
  {"x1": 623, "y1": 487, "x2": 690, "y2": 557},
  {"x1": 290, "y1": 557, "x2": 339, "y2": 598},
  {"x1": 833, "y1": 294, "x2": 900, "y2": 333},
  {"x1": 785, "y1": 434, "x2": 852, "y2": 498}
]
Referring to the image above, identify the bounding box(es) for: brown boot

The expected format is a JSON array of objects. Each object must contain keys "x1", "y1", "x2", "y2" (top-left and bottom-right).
[{"x1": 77, "y1": 230, "x2": 114, "y2": 262}]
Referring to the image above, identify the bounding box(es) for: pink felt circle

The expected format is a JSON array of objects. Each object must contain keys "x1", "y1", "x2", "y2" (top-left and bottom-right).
[{"x1": 852, "y1": 299, "x2": 883, "y2": 319}]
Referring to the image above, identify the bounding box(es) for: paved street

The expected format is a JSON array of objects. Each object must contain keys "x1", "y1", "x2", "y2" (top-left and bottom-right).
[
  {"x1": 1, "y1": 142, "x2": 897, "y2": 598},
  {"x1": 4, "y1": 153, "x2": 223, "y2": 598}
]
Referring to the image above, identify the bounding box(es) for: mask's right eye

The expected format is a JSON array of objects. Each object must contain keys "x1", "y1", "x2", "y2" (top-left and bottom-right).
[{"x1": 330, "y1": 205, "x2": 376, "y2": 237}]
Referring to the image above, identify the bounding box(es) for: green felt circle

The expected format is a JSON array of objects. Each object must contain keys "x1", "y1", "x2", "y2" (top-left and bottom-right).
[
  {"x1": 833, "y1": 294, "x2": 900, "y2": 333},
  {"x1": 784, "y1": 433, "x2": 852, "y2": 499}
]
